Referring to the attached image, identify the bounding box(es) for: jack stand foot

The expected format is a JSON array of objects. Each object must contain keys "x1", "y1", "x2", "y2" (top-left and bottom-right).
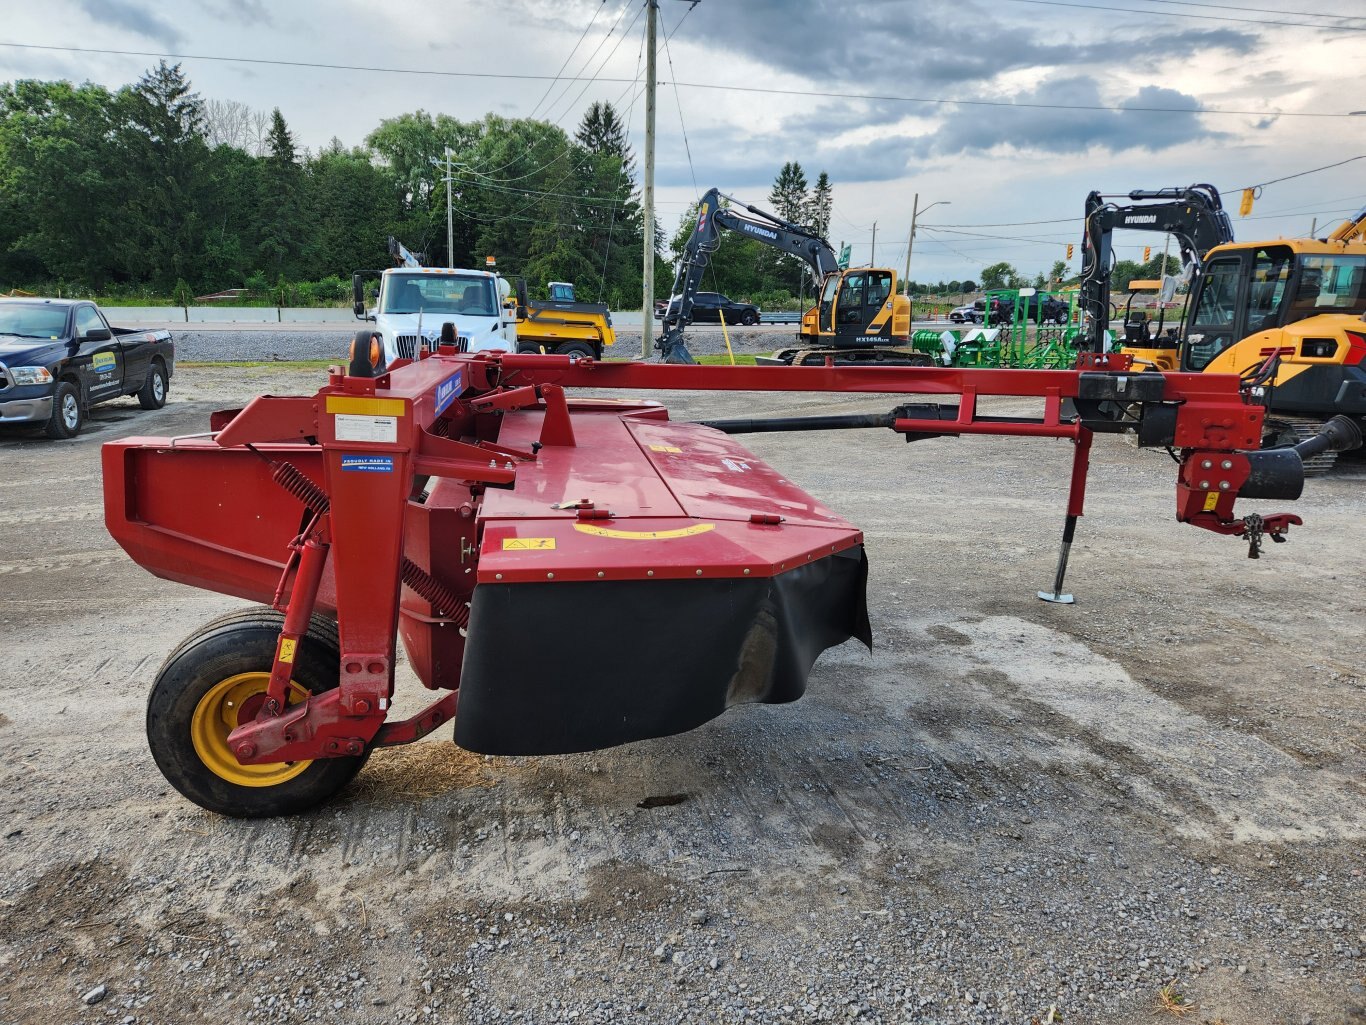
[{"x1": 1038, "y1": 515, "x2": 1078, "y2": 606}]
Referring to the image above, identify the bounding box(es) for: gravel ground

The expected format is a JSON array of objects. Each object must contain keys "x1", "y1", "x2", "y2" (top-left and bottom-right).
[{"x1": 0, "y1": 366, "x2": 1362, "y2": 1025}]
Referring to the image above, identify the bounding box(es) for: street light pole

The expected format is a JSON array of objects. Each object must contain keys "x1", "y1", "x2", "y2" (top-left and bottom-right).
[{"x1": 904, "y1": 196, "x2": 950, "y2": 295}]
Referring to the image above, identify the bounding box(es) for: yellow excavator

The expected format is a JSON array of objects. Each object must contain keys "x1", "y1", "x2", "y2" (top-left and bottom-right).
[
  {"x1": 1080, "y1": 187, "x2": 1366, "y2": 472},
  {"x1": 657, "y1": 187, "x2": 929, "y2": 366}
]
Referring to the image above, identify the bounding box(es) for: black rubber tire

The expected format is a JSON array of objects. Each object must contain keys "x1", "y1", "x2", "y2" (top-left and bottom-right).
[
  {"x1": 739, "y1": 310, "x2": 759, "y2": 326},
  {"x1": 517, "y1": 342, "x2": 546, "y2": 354},
  {"x1": 137, "y1": 360, "x2": 167, "y2": 410},
  {"x1": 45, "y1": 380, "x2": 82, "y2": 439},
  {"x1": 555, "y1": 340, "x2": 596, "y2": 360},
  {"x1": 146, "y1": 608, "x2": 368, "y2": 818}
]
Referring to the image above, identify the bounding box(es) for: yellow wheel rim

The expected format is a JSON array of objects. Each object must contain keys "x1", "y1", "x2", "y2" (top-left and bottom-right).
[{"x1": 189, "y1": 672, "x2": 313, "y2": 787}]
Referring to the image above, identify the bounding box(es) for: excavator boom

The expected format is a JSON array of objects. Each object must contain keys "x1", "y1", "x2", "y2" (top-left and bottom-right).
[
  {"x1": 1078, "y1": 184, "x2": 1234, "y2": 352},
  {"x1": 1327, "y1": 203, "x2": 1366, "y2": 244},
  {"x1": 658, "y1": 187, "x2": 840, "y2": 364}
]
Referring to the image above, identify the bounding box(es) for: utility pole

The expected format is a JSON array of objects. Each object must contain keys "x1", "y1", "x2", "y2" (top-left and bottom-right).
[
  {"x1": 444, "y1": 148, "x2": 454, "y2": 269},
  {"x1": 903, "y1": 196, "x2": 949, "y2": 294},
  {"x1": 869, "y1": 221, "x2": 877, "y2": 265},
  {"x1": 641, "y1": 0, "x2": 658, "y2": 358},
  {"x1": 903, "y1": 192, "x2": 919, "y2": 295}
]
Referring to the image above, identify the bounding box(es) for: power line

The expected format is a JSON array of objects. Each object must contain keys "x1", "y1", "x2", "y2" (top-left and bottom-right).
[
  {"x1": 926, "y1": 226, "x2": 1078, "y2": 244},
  {"x1": 542, "y1": 0, "x2": 643, "y2": 126},
  {"x1": 656, "y1": 79, "x2": 1349, "y2": 117},
  {"x1": 460, "y1": 0, "x2": 639, "y2": 184},
  {"x1": 924, "y1": 171, "x2": 1366, "y2": 231},
  {"x1": 922, "y1": 216, "x2": 1079, "y2": 228},
  {"x1": 657, "y1": 3, "x2": 700, "y2": 200},
  {"x1": 1234, "y1": 155, "x2": 1366, "y2": 192},
  {"x1": 594, "y1": 15, "x2": 650, "y2": 303},
  {"x1": 524, "y1": 0, "x2": 611, "y2": 122},
  {"x1": 1130, "y1": 0, "x2": 1366, "y2": 20},
  {"x1": 1, "y1": 40, "x2": 1356, "y2": 118},
  {"x1": 1003, "y1": 0, "x2": 1366, "y2": 30}
]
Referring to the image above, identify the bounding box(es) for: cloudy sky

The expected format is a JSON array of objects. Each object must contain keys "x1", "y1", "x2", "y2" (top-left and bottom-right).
[{"x1": 3, "y1": 0, "x2": 1365, "y2": 283}]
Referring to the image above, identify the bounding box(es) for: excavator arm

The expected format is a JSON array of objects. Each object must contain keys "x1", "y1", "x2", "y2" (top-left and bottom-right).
[
  {"x1": 1327, "y1": 203, "x2": 1366, "y2": 244},
  {"x1": 1078, "y1": 185, "x2": 1234, "y2": 352},
  {"x1": 657, "y1": 187, "x2": 840, "y2": 364}
]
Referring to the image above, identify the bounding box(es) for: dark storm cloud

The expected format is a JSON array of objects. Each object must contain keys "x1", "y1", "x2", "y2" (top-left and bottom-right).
[
  {"x1": 75, "y1": 0, "x2": 183, "y2": 47},
  {"x1": 512, "y1": 0, "x2": 1267, "y2": 192},
  {"x1": 917, "y1": 77, "x2": 1223, "y2": 157},
  {"x1": 653, "y1": 76, "x2": 1224, "y2": 190},
  {"x1": 673, "y1": 0, "x2": 1261, "y2": 89}
]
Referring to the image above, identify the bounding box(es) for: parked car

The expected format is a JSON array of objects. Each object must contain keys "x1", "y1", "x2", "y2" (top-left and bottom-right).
[
  {"x1": 655, "y1": 291, "x2": 761, "y2": 326},
  {"x1": 949, "y1": 302, "x2": 981, "y2": 324},
  {"x1": 0, "y1": 298, "x2": 174, "y2": 439},
  {"x1": 985, "y1": 292, "x2": 1071, "y2": 326}
]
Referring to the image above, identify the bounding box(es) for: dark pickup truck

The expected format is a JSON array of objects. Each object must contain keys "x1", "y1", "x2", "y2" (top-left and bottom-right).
[{"x1": 0, "y1": 298, "x2": 174, "y2": 439}]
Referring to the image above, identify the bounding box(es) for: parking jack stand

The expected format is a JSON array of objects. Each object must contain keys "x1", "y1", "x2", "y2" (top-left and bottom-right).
[
  {"x1": 1038, "y1": 429, "x2": 1093, "y2": 605},
  {"x1": 1038, "y1": 514, "x2": 1078, "y2": 604}
]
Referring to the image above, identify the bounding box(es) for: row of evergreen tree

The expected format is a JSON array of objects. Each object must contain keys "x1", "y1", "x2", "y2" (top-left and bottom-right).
[
  {"x1": 0, "y1": 63, "x2": 655, "y2": 304},
  {"x1": 0, "y1": 62, "x2": 851, "y2": 308}
]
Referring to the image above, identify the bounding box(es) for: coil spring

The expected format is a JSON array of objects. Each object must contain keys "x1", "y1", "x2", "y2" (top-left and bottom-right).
[
  {"x1": 272, "y1": 461, "x2": 330, "y2": 514},
  {"x1": 272, "y1": 459, "x2": 468, "y2": 626},
  {"x1": 401, "y1": 558, "x2": 469, "y2": 626}
]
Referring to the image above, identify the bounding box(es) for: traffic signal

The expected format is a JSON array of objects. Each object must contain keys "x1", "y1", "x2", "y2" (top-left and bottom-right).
[
  {"x1": 1240, "y1": 188, "x2": 1255, "y2": 216},
  {"x1": 1066, "y1": 243, "x2": 1074, "y2": 260},
  {"x1": 1143, "y1": 246, "x2": 1151, "y2": 261}
]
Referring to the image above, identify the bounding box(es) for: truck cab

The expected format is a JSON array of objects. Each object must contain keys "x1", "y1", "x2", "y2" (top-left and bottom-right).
[{"x1": 357, "y1": 267, "x2": 518, "y2": 364}]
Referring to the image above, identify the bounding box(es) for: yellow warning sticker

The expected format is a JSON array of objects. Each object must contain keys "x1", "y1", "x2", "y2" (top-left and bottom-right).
[
  {"x1": 1202, "y1": 491, "x2": 1220, "y2": 512},
  {"x1": 502, "y1": 537, "x2": 556, "y2": 551},
  {"x1": 325, "y1": 395, "x2": 405, "y2": 417},
  {"x1": 573, "y1": 523, "x2": 715, "y2": 541},
  {"x1": 649, "y1": 444, "x2": 683, "y2": 453},
  {"x1": 278, "y1": 638, "x2": 297, "y2": 664}
]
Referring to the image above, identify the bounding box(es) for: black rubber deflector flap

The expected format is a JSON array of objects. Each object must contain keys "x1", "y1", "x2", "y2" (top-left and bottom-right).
[{"x1": 454, "y1": 545, "x2": 870, "y2": 755}]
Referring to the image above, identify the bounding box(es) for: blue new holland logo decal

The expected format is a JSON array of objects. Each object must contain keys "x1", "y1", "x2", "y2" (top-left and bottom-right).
[
  {"x1": 435, "y1": 370, "x2": 463, "y2": 415},
  {"x1": 340, "y1": 455, "x2": 394, "y2": 473}
]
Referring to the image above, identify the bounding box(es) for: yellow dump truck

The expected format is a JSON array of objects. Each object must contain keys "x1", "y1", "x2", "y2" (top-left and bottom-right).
[{"x1": 512, "y1": 287, "x2": 616, "y2": 359}]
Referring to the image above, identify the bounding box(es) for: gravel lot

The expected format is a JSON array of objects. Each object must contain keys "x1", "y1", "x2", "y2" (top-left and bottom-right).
[{"x1": 0, "y1": 365, "x2": 1362, "y2": 1025}]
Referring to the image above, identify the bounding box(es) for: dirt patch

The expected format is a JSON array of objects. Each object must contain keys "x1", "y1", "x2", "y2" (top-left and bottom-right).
[
  {"x1": 352, "y1": 739, "x2": 496, "y2": 800},
  {"x1": 926, "y1": 624, "x2": 973, "y2": 646}
]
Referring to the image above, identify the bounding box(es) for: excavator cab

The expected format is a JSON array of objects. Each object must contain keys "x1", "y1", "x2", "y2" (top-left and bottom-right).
[
  {"x1": 813, "y1": 269, "x2": 901, "y2": 345},
  {"x1": 1116, "y1": 279, "x2": 1180, "y2": 371}
]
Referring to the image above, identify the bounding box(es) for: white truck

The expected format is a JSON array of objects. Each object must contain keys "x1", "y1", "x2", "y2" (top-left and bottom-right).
[
  {"x1": 353, "y1": 265, "x2": 518, "y2": 365},
  {"x1": 353, "y1": 239, "x2": 615, "y2": 365}
]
